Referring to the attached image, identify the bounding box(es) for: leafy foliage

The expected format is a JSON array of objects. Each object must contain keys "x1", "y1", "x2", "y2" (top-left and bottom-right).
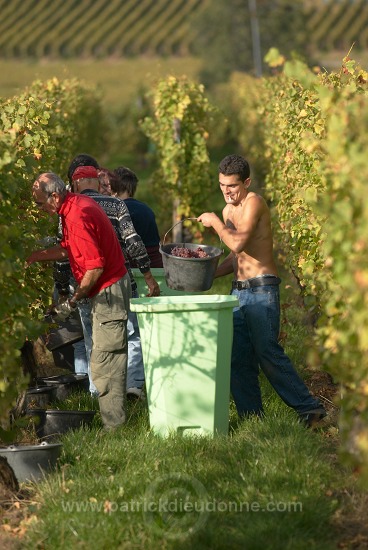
[
  {"x1": 0, "y1": 77, "x2": 107, "y2": 429},
  {"x1": 140, "y1": 75, "x2": 214, "y2": 229},
  {"x1": 257, "y1": 52, "x2": 368, "y2": 482},
  {"x1": 226, "y1": 71, "x2": 269, "y2": 186}
]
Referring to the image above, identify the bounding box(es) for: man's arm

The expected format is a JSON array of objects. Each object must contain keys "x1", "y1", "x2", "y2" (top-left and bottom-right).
[
  {"x1": 69, "y1": 268, "x2": 104, "y2": 305},
  {"x1": 52, "y1": 267, "x2": 104, "y2": 320},
  {"x1": 197, "y1": 195, "x2": 263, "y2": 255},
  {"x1": 26, "y1": 244, "x2": 68, "y2": 266},
  {"x1": 215, "y1": 253, "x2": 234, "y2": 278},
  {"x1": 117, "y1": 200, "x2": 160, "y2": 296}
]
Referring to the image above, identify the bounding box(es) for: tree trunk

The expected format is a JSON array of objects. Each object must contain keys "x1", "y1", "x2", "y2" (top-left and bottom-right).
[{"x1": 0, "y1": 457, "x2": 19, "y2": 502}]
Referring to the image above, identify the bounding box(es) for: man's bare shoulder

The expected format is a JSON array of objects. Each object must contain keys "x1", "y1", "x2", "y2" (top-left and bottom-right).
[
  {"x1": 245, "y1": 191, "x2": 266, "y2": 203},
  {"x1": 243, "y1": 192, "x2": 268, "y2": 212},
  {"x1": 222, "y1": 204, "x2": 231, "y2": 217}
]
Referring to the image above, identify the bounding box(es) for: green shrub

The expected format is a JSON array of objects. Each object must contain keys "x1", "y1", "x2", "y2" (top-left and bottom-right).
[{"x1": 0, "y1": 77, "x2": 107, "y2": 432}]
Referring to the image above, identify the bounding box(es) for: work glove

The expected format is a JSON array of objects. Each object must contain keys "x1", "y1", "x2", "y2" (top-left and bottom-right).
[{"x1": 51, "y1": 300, "x2": 76, "y2": 322}]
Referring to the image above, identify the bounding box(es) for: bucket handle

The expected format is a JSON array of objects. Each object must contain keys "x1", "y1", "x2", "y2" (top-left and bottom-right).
[
  {"x1": 162, "y1": 218, "x2": 223, "y2": 251},
  {"x1": 162, "y1": 218, "x2": 198, "y2": 246}
]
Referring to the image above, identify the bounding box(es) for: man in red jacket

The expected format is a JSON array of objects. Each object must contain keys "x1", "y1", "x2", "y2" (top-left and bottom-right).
[{"x1": 27, "y1": 172, "x2": 131, "y2": 430}]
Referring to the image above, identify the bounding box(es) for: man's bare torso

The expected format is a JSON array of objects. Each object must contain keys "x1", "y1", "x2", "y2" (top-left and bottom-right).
[{"x1": 223, "y1": 192, "x2": 278, "y2": 280}]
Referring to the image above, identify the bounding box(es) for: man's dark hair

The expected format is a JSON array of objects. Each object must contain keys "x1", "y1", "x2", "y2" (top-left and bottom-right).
[
  {"x1": 67, "y1": 154, "x2": 99, "y2": 183},
  {"x1": 112, "y1": 166, "x2": 138, "y2": 197},
  {"x1": 97, "y1": 167, "x2": 121, "y2": 189},
  {"x1": 218, "y1": 155, "x2": 250, "y2": 181}
]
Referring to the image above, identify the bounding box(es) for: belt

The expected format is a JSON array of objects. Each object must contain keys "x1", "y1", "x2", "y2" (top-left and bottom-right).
[{"x1": 232, "y1": 276, "x2": 281, "y2": 290}]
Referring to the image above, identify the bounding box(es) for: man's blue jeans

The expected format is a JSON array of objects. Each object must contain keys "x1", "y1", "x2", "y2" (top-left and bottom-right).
[
  {"x1": 230, "y1": 284, "x2": 323, "y2": 417},
  {"x1": 126, "y1": 289, "x2": 145, "y2": 390},
  {"x1": 77, "y1": 301, "x2": 96, "y2": 395},
  {"x1": 73, "y1": 339, "x2": 89, "y2": 376}
]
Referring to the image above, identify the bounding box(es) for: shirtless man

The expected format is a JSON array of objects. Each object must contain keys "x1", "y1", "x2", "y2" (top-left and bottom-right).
[{"x1": 198, "y1": 154, "x2": 326, "y2": 427}]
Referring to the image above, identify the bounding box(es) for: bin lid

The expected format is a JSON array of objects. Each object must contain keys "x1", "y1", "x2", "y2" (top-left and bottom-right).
[
  {"x1": 131, "y1": 268, "x2": 165, "y2": 277},
  {"x1": 130, "y1": 294, "x2": 238, "y2": 313}
]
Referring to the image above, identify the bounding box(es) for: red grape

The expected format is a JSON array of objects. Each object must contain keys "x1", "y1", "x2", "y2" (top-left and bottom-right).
[{"x1": 170, "y1": 246, "x2": 209, "y2": 258}]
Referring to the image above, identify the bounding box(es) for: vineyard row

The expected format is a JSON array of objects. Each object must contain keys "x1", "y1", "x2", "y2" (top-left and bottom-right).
[{"x1": 0, "y1": 0, "x2": 368, "y2": 58}]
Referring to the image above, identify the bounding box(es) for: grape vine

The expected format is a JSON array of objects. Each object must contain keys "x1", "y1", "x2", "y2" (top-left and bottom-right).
[{"x1": 0, "y1": 77, "x2": 106, "y2": 432}]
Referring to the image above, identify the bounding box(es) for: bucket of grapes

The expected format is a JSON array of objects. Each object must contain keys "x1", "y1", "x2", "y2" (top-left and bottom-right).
[{"x1": 159, "y1": 219, "x2": 223, "y2": 292}]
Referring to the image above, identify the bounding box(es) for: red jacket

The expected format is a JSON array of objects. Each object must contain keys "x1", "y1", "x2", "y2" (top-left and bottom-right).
[{"x1": 59, "y1": 192, "x2": 127, "y2": 297}]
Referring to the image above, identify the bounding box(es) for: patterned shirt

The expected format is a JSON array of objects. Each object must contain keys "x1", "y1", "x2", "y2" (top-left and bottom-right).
[{"x1": 80, "y1": 189, "x2": 151, "y2": 293}]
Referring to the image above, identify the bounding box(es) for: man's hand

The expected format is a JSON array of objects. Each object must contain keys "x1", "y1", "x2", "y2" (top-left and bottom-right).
[
  {"x1": 57, "y1": 293, "x2": 69, "y2": 304},
  {"x1": 143, "y1": 272, "x2": 160, "y2": 297},
  {"x1": 197, "y1": 212, "x2": 219, "y2": 228},
  {"x1": 51, "y1": 300, "x2": 76, "y2": 322}
]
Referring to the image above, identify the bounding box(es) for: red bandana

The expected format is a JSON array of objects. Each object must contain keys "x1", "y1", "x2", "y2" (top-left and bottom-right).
[{"x1": 72, "y1": 166, "x2": 98, "y2": 181}]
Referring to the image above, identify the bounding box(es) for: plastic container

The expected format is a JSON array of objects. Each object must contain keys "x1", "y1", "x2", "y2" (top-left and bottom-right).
[
  {"x1": 130, "y1": 294, "x2": 238, "y2": 437},
  {"x1": 42, "y1": 310, "x2": 84, "y2": 351},
  {"x1": 28, "y1": 409, "x2": 96, "y2": 440},
  {"x1": 0, "y1": 442, "x2": 63, "y2": 482},
  {"x1": 157, "y1": 218, "x2": 223, "y2": 292},
  {"x1": 37, "y1": 373, "x2": 89, "y2": 400},
  {"x1": 24, "y1": 386, "x2": 57, "y2": 409},
  {"x1": 52, "y1": 345, "x2": 75, "y2": 371}
]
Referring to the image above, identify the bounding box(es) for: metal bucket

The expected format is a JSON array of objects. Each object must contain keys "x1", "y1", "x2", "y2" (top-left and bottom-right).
[
  {"x1": 42, "y1": 310, "x2": 84, "y2": 351},
  {"x1": 159, "y1": 219, "x2": 223, "y2": 292}
]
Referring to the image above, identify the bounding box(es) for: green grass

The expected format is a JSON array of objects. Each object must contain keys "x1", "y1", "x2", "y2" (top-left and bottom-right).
[
  {"x1": 46, "y1": 391, "x2": 100, "y2": 413},
  {"x1": 22, "y1": 387, "x2": 342, "y2": 549},
  {"x1": 0, "y1": 57, "x2": 202, "y2": 108},
  {"x1": 1, "y1": 56, "x2": 361, "y2": 549},
  {"x1": 20, "y1": 285, "x2": 348, "y2": 549},
  {"x1": 8, "y1": 264, "x2": 358, "y2": 548}
]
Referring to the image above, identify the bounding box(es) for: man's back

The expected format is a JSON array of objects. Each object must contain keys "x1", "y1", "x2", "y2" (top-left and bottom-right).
[
  {"x1": 59, "y1": 192, "x2": 126, "y2": 296},
  {"x1": 79, "y1": 189, "x2": 151, "y2": 291},
  {"x1": 124, "y1": 198, "x2": 160, "y2": 248}
]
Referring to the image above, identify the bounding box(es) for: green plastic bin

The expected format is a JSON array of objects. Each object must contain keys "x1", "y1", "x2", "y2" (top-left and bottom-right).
[
  {"x1": 131, "y1": 268, "x2": 195, "y2": 297},
  {"x1": 130, "y1": 294, "x2": 239, "y2": 437}
]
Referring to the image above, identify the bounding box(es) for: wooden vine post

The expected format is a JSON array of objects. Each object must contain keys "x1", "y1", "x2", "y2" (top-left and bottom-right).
[
  {"x1": 172, "y1": 117, "x2": 182, "y2": 243},
  {"x1": 140, "y1": 75, "x2": 214, "y2": 243}
]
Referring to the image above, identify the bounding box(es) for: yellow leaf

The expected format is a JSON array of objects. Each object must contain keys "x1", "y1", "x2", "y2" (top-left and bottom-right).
[
  {"x1": 357, "y1": 431, "x2": 368, "y2": 453},
  {"x1": 314, "y1": 121, "x2": 324, "y2": 135},
  {"x1": 264, "y1": 47, "x2": 285, "y2": 68},
  {"x1": 354, "y1": 270, "x2": 368, "y2": 288}
]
